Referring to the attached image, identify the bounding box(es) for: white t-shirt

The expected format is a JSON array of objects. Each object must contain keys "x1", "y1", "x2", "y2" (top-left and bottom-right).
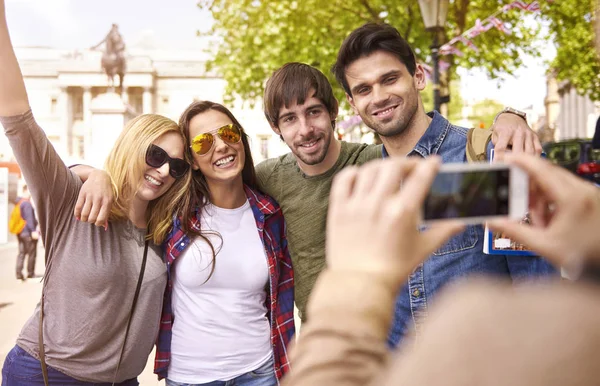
[{"x1": 168, "y1": 200, "x2": 273, "y2": 383}]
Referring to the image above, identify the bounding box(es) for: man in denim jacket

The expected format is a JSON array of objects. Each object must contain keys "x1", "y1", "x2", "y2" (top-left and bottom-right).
[{"x1": 332, "y1": 22, "x2": 557, "y2": 347}]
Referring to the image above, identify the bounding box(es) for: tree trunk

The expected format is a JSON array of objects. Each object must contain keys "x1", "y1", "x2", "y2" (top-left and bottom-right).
[{"x1": 441, "y1": 0, "x2": 470, "y2": 116}]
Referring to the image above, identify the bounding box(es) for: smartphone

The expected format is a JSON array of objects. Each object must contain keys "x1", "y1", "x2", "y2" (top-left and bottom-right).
[{"x1": 422, "y1": 162, "x2": 528, "y2": 225}]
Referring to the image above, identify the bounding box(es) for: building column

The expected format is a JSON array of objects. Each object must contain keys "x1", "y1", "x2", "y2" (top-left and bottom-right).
[
  {"x1": 563, "y1": 89, "x2": 571, "y2": 139},
  {"x1": 143, "y1": 87, "x2": 153, "y2": 114},
  {"x1": 83, "y1": 87, "x2": 92, "y2": 159},
  {"x1": 577, "y1": 92, "x2": 586, "y2": 138},
  {"x1": 587, "y1": 98, "x2": 596, "y2": 138},
  {"x1": 121, "y1": 86, "x2": 129, "y2": 105},
  {"x1": 573, "y1": 88, "x2": 580, "y2": 138},
  {"x1": 58, "y1": 86, "x2": 70, "y2": 157}
]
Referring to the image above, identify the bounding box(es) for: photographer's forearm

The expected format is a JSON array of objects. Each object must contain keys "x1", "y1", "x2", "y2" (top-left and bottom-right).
[{"x1": 282, "y1": 270, "x2": 396, "y2": 386}]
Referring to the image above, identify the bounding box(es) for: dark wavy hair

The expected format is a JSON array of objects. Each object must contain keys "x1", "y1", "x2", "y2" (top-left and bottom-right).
[
  {"x1": 177, "y1": 100, "x2": 257, "y2": 281},
  {"x1": 332, "y1": 22, "x2": 417, "y2": 96}
]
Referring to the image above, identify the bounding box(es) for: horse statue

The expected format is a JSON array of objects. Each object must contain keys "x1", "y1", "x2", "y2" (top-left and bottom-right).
[{"x1": 91, "y1": 24, "x2": 126, "y2": 92}]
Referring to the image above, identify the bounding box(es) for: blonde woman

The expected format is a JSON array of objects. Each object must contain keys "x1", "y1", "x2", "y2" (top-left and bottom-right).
[{"x1": 0, "y1": 1, "x2": 194, "y2": 385}]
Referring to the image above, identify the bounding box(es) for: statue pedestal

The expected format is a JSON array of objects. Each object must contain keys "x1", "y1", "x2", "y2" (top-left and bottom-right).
[{"x1": 88, "y1": 92, "x2": 129, "y2": 168}]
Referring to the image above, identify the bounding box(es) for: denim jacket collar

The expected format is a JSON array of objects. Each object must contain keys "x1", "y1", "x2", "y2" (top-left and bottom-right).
[{"x1": 382, "y1": 111, "x2": 451, "y2": 159}]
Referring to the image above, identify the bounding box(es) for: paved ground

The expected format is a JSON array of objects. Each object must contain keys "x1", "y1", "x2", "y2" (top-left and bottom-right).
[{"x1": 0, "y1": 240, "x2": 163, "y2": 385}]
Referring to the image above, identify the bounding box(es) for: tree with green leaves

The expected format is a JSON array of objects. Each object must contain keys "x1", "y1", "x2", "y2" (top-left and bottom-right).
[
  {"x1": 467, "y1": 98, "x2": 505, "y2": 129},
  {"x1": 543, "y1": 0, "x2": 600, "y2": 101},
  {"x1": 421, "y1": 81, "x2": 464, "y2": 122},
  {"x1": 198, "y1": 0, "x2": 543, "y2": 112}
]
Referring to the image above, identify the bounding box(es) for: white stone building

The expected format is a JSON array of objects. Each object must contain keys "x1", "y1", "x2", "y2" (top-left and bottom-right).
[
  {"x1": 554, "y1": 81, "x2": 598, "y2": 140},
  {"x1": 0, "y1": 45, "x2": 289, "y2": 167},
  {"x1": 537, "y1": 75, "x2": 599, "y2": 143}
]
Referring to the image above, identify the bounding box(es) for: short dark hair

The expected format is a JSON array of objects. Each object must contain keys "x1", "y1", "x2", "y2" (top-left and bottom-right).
[
  {"x1": 332, "y1": 23, "x2": 417, "y2": 96},
  {"x1": 263, "y1": 62, "x2": 338, "y2": 129}
]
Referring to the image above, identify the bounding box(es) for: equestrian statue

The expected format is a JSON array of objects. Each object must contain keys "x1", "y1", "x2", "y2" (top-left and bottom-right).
[{"x1": 91, "y1": 24, "x2": 126, "y2": 92}]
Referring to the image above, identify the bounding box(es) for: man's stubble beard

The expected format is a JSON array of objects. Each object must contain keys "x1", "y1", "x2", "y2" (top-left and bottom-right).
[
  {"x1": 362, "y1": 98, "x2": 419, "y2": 139},
  {"x1": 293, "y1": 132, "x2": 332, "y2": 166}
]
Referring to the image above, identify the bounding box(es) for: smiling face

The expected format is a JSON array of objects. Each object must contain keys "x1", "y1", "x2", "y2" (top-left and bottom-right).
[
  {"x1": 188, "y1": 109, "x2": 245, "y2": 190},
  {"x1": 272, "y1": 91, "x2": 338, "y2": 170},
  {"x1": 136, "y1": 131, "x2": 184, "y2": 202},
  {"x1": 345, "y1": 50, "x2": 426, "y2": 138}
]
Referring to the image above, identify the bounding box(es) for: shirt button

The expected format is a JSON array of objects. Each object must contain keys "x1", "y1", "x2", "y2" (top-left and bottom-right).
[{"x1": 412, "y1": 289, "x2": 421, "y2": 297}]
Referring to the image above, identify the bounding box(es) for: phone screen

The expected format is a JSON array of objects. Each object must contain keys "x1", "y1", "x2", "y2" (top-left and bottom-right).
[{"x1": 423, "y1": 168, "x2": 510, "y2": 221}]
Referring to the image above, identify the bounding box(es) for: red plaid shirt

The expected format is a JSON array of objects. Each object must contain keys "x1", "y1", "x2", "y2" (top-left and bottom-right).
[{"x1": 154, "y1": 185, "x2": 295, "y2": 382}]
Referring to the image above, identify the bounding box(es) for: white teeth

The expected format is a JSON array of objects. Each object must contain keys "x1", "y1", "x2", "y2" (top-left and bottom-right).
[
  {"x1": 301, "y1": 141, "x2": 317, "y2": 147},
  {"x1": 145, "y1": 175, "x2": 162, "y2": 186},
  {"x1": 214, "y1": 155, "x2": 234, "y2": 166},
  {"x1": 376, "y1": 107, "x2": 394, "y2": 116}
]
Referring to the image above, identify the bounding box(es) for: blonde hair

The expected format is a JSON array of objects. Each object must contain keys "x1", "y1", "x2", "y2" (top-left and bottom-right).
[{"x1": 104, "y1": 114, "x2": 193, "y2": 244}]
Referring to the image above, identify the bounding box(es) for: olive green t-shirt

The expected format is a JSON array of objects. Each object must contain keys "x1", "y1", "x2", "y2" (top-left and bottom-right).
[{"x1": 256, "y1": 141, "x2": 382, "y2": 320}]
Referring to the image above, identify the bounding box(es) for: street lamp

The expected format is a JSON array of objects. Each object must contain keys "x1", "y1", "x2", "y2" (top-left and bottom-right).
[{"x1": 418, "y1": 0, "x2": 449, "y2": 113}]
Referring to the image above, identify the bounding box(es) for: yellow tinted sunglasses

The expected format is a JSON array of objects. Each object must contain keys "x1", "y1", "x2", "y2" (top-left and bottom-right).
[{"x1": 190, "y1": 123, "x2": 242, "y2": 156}]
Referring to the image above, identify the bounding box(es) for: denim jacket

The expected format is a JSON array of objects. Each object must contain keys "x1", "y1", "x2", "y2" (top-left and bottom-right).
[{"x1": 383, "y1": 111, "x2": 557, "y2": 347}]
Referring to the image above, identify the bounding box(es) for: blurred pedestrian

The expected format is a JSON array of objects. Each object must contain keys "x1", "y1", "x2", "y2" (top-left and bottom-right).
[{"x1": 14, "y1": 184, "x2": 38, "y2": 280}]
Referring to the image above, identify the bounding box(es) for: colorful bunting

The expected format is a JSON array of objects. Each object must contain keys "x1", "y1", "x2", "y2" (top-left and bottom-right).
[
  {"x1": 421, "y1": 61, "x2": 451, "y2": 80},
  {"x1": 439, "y1": 44, "x2": 464, "y2": 57},
  {"x1": 488, "y1": 17, "x2": 512, "y2": 35},
  {"x1": 437, "y1": 1, "x2": 544, "y2": 60},
  {"x1": 503, "y1": 1, "x2": 541, "y2": 12},
  {"x1": 466, "y1": 19, "x2": 494, "y2": 39},
  {"x1": 458, "y1": 36, "x2": 480, "y2": 52}
]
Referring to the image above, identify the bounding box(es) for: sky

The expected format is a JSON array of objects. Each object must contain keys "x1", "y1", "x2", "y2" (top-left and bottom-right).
[
  {"x1": 4, "y1": 0, "x2": 555, "y2": 114},
  {"x1": 5, "y1": 0, "x2": 212, "y2": 50},
  {"x1": 458, "y1": 44, "x2": 556, "y2": 114}
]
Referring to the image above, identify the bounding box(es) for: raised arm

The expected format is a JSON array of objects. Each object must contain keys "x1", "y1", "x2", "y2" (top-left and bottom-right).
[
  {"x1": 0, "y1": 0, "x2": 30, "y2": 116},
  {"x1": 0, "y1": 0, "x2": 85, "y2": 248},
  {"x1": 90, "y1": 34, "x2": 107, "y2": 51}
]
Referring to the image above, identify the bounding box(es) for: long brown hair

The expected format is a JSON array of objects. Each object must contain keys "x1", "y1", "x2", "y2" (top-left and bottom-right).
[{"x1": 177, "y1": 100, "x2": 257, "y2": 280}]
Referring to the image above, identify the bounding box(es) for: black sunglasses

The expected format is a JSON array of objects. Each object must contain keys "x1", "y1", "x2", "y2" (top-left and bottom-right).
[{"x1": 145, "y1": 144, "x2": 189, "y2": 179}]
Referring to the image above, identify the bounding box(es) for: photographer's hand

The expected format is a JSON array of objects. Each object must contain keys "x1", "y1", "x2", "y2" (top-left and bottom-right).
[
  {"x1": 327, "y1": 156, "x2": 464, "y2": 291},
  {"x1": 488, "y1": 154, "x2": 600, "y2": 267}
]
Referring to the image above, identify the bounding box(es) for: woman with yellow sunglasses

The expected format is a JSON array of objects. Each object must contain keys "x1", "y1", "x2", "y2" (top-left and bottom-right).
[{"x1": 151, "y1": 101, "x2": 294, "y2": 386}]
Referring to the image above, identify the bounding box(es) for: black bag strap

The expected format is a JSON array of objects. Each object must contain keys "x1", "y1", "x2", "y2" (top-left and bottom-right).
[
  {"x1": 38, "y1": 239, "x2": 150, "y2": 386},
  {"x1": 39, "y1": 292, "x2": 48, "y2": 385},
  {"x1": 112, "y1": 239, "x2": 149, "y2": 385}
]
